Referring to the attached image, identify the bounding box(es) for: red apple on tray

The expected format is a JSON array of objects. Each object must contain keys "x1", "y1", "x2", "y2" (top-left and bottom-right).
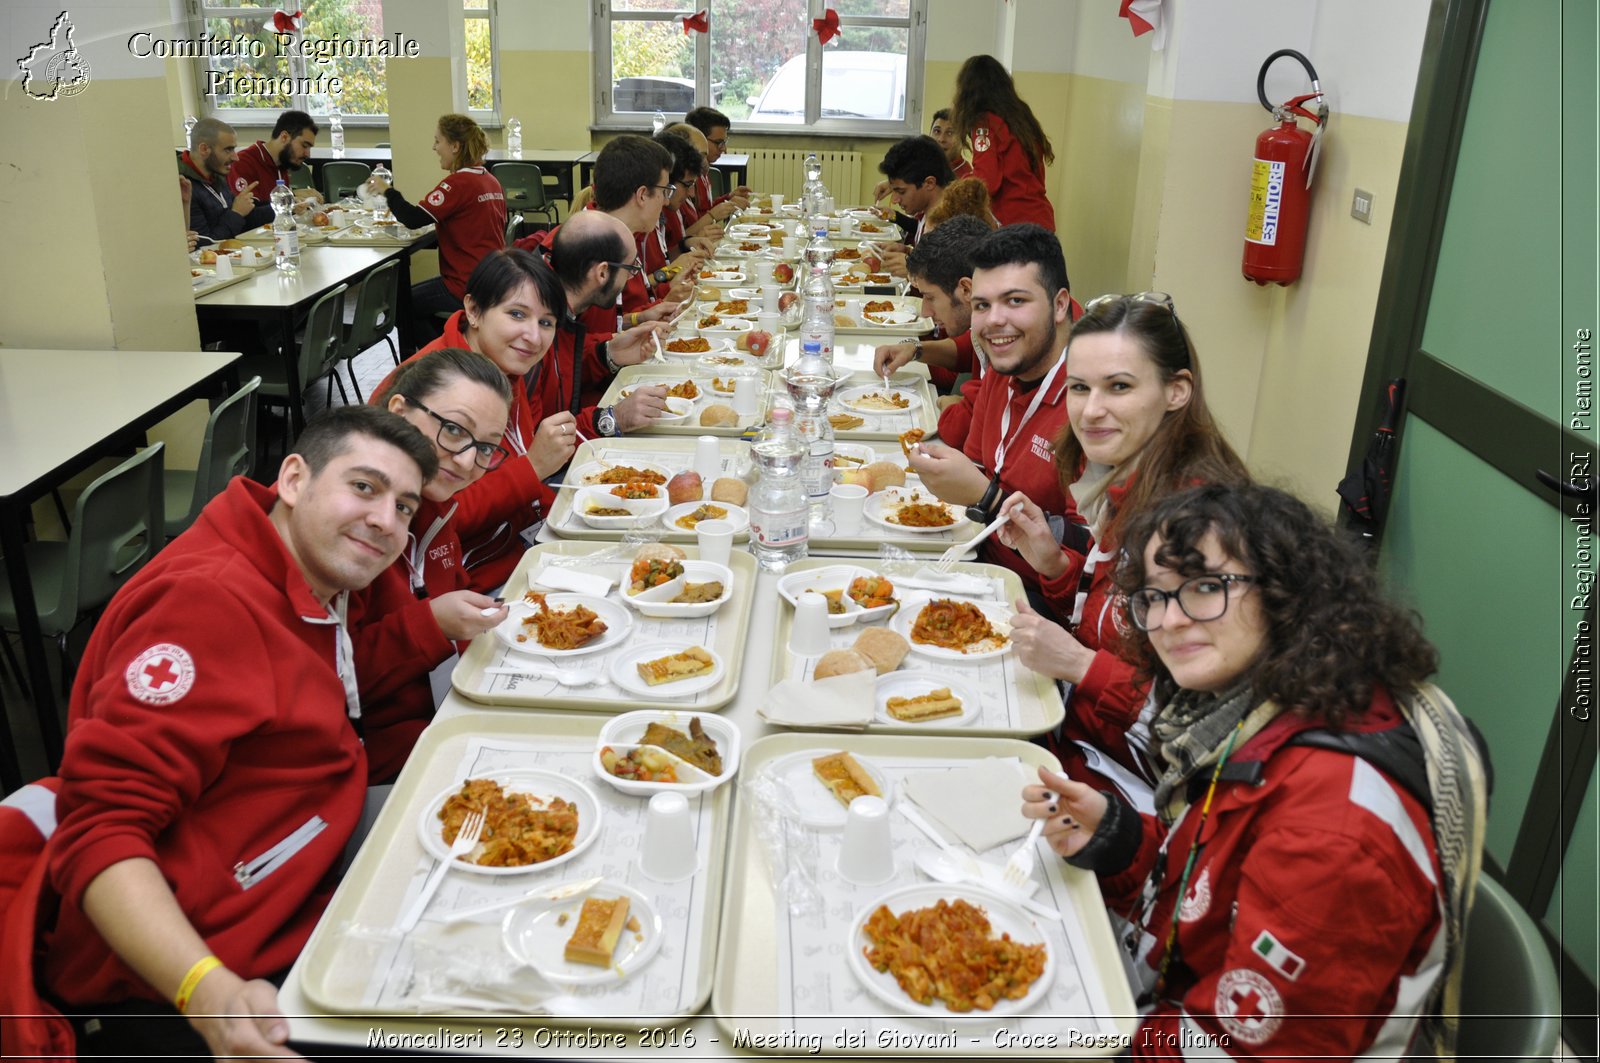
[
  {"x1": 667, "y1": 471, "x2": 703, "y2": 506},
  {"x1": 861, "y1": 254, "x2": 883, "y2": 272},
  {"x1": 778, "y1": 291, "x2": 799, "y2": 312},
  {"x1": 741, "y1": 330, "x2": 773, "y2": 357},
  {"x1": 772, "y1": 262, "x2": 795, "y2": 285}
]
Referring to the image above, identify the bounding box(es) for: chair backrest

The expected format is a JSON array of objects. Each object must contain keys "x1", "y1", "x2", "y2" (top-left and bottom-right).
[
  {"x1": 288, "y1": 164, "x2": 314, "y2": 191},
  {"x1": 1457, "y1": 875, "x2": 1562, "y2": 1060},
  {"x1": 344, "y1": 260, "x2": 400, "y2": 355},
  {"x1": 321, "y1": 160, "x2": 372, "y2": 202},
  {"x1": 62, "y1": 443, "x2": 165, "y2": 615},
  {"x1": 185, "y1": 376, "x2": 261, "y2": 524},
  {"x1": 298, "y1": 283, "x2": 349, "y2": 394},
  {"x1": 493, "y1": 162, "x2": 549, "y2": 211},
  {"x1": 708, "y1": 166, "x2": 729, "y2": 200}
]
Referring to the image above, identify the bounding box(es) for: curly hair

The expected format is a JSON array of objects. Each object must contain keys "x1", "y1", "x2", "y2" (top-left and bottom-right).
[
  {"x1": 436, "y1": 114, "x2": 488, "y2": 168},
  {"x1": 1114, "y1": 483, "x2": 1440, "y2": 726},
  {"x1": 949, "y1": 55, "x2": 1054, "y2": 172},
  {"x1": 924, "y1": 178, "x2": 996, "y2": 232}
]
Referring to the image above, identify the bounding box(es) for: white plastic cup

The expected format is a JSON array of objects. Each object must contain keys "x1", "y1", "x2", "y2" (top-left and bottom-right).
[
  {"x1": 692, "y1": 435, "x2": 721, "y2": 487},
  {"x1": 760, "y1": 286, "x2": 781, "y2": 313},
  {"x1": 822, "y1": 195, "x2": 836, "y2": 215},
  {"x1": 838, "y1": 215, "x2": 855, "y2": 238},
  {"x1": 212, "y1": 253, "x2": 233, "y2": 279},
  {"x1": 828, "y1": 483, "x2": 868, "y2": 535},
  {"x1": 836, "y1": 795, "x2": 895, "y2": 885},
  {"x1": 756, "y1": 310, "x2": 782, "y2": 336},
  {"x1": 843, "y1": 298, "x2": 863, "y2": 320},
  {"x1": 638, "y1": 791, "x2": 698, "y2": 883},
  {"x1": 732, "y1": 375, "x2": 760, "y2": 417},
  {"x1": 696, "y1": 519, "x2": 734, "y2": 567},
  {"x1": 769, "y1": 193, "x2": 785, "y2": 210},
  {"x1": 781, "y1": 236, "x2": 798, "y2": 257},
  {"x1": 790, "y1": 592, "x2": 832, "y2": 657}
]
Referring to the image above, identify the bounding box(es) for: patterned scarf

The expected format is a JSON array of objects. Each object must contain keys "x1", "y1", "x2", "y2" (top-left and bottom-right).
[{"x1": 1149, "y1": 679, "x2": 1278, "y2": 821}]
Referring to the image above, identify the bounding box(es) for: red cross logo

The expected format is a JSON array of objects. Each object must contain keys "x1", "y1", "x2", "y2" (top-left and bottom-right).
[
  {"x1": 1214, "y1": 968, "x2": 1283, "y2": 1045},
  {"x1": 1230, "y1": 985, "x2": 1266, "y2": 1023},
  {"x1": 125, "y1": 643, "x2": 196, "y2": 706}
]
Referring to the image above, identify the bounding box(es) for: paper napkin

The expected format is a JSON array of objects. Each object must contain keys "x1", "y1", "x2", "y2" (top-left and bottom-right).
[
  {"x1": 902, "y1": 757, "x2": 1034, "y2": 851},
  {"x1": 759, "y1": 671, "x2": 876, "y2": 728}
]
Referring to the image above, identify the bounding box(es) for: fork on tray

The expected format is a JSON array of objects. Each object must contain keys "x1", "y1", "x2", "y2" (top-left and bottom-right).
[{"x1": 398, "y1": 808, "x2": 484, "y2": 932}]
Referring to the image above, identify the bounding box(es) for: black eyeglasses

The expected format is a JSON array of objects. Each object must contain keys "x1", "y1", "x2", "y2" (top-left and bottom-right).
[
  {"x1": 1084, "y1": 291, "x2": 1192, "y2": 368},
  {"x1": 403, "y1": 396, "x2": 510, "y2": 471},
  {"x1": 708, "y1": 137, "x2": 728, "y2": 148},
  {"x1": 608, "y1": 260, "x2": 645, "y2": 277},
  {"x1": 1127, "y1": 573, "x2": 1256, "y2": 632},
  {"x1": 651, "y1": 183, "x2": 675, "y2": 197}
]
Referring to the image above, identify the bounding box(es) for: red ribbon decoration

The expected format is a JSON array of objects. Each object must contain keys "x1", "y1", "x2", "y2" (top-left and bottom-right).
[
  {"x1": 269, "y1": 9, "x2": 302, "y2": 34},
  {"x1": 1118, "y1": 0, "x2": 1158, "y2": 37},
  {"x1": 682, "y1": 9, "x2": 709, "y2": 35},
  {"x1": 813, "y1": 7, "x2": 841, "y2": 46}
]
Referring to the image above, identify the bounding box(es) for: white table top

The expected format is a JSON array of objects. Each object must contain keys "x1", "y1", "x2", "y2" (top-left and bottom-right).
[
  {"x1": 192, "y1": 246, "x2": 401, "y2": 310},
  {"x1": 0, "y1": 349, "x2": 240, "y2": 499}
]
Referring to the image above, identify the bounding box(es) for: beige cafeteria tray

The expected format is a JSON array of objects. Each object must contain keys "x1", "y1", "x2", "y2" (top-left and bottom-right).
[
  {"x1": 829, "y1": 295, "x2": 932, "y2": 336},
  {"x1": 826, "y1": 369, "x2": 936, "y2": 442},
  {"x1": 546, "y1": 438, "x2": 981, "y2": 554},
  {"x1": 294, "y1": 712, "x2": 732, "y2": 1024},
  {"x1": 324, "y1": 222, "x2": 435, "y2": 246},
  {"x1": 597, "y1": 363, "x2": 771, "y2": 437},
  {"x1": 766, "y1": 559, "x2": 1064, "y2": 737},
  {"x1": 453, "y1": 540, "x2": 756, "y2": 712},
  {"x1": 233, "y1": 221, "x2": 331, "y2": 245},
  {"x1": 189, "y1": 269, "x2": 251, "y2": 298},
  {"x1": 712, "y1": 732, "x2": 1137, "y2": 1054}
]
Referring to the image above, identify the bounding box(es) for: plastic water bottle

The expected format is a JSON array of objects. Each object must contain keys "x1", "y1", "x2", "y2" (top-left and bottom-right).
[
  {"x1": 799, "y1": 258, "x2": 836, "y2": 361},
  {"x1": 183, "y1": 114, "x2": 197, "y2": 143},
  {"x1": 364, "y1": 163, "x2": 392, "y2": 211},
  {"x1": 787, "y1": 342, "x2": 837, "y2": 526},
  {"x1": 270, "y1": 180, "x2": 299, "y2": 274},
  {"x1": 652, "y1": 110, "x2": 667, "y2": 135},
  {"x1": 329, "y1": 105, "x2": 344, "y2": 158},
  {"x1": 506, "y1": 117, "x2": 522, "y2": 158},
  {"x1": 749, "y1": 407, "x2": 809, "y2": 571}
]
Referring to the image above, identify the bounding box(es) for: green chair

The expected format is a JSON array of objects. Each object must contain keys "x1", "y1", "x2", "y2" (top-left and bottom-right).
[
  {"x1": 238, "y1": 283, "x2": 349, "y2": 444},
  {"x1": 339, "y1": 261, "x2": 401, "y2": 401},
  {"x1": 708, "y1": 166, "x2": 729, "y2": 200},
  {"x1": 1457, "y1": 875, "x2": 1561, "y2": 1060},
  {"x1": 493, "y1": 162, "x2": 559, "y2": 226},
  {"x1": 163, "y1": 376, "x2": 261, "y2": 539},
  {"x1": 321, "y1": 160, "x2": 372, "y2": 203},
  {"x1": 288, "y1": 164, "x2": 314, "y2": 192},
  {"x1": 0, "y1": 443, "x2": 166, "y2": 689}
]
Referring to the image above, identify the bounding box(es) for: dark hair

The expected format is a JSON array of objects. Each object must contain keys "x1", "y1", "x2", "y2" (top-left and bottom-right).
[
  {"x1": 436, "y1": 113, "x2": 489, "y2": 168},
  {"x1": 1114, "y1": 483, "x2": 1439, "y2": 725},
  {"x1": 549, "y1": 218, "x2": 630, "y2": 290},
  {"x1": 654, "y1": 131, "x2": 704, "y2": 184},
  {"x1": 932, "y1": 108, "x2": 951, "y2": 123},
  {"x1": 375, "y1": 347, "x2": 514, "y2": 410},
  {"x1": 272, "y1": 109, "x2": 317, "y2": 139},
  {"x1": 684, "y1": 106, "x2": 731, "y2": 136},
  {"x1": 950, "y1": 54, "x2": 1055, "y2": 172},
  {"x1": 906, "y1": 215, "x2": 989, "y2": 295},
  {"x1": 878, "y1": 135, "x2": 954, "y2": 188},
  {"x1": 968, "y1": 223, "x2": 1070, "y2": 302},
  {"x1": 462, "y1": 248, "x2": 564, "y2": 322},
  {"x1": 293, "y1": 405, "x2": 438, "y2": 484},
  {"x1": 593, "y1": 135, "x2": 672, "y2": 211},
  {"x1": 1056, "y1": 295, "x2": 1247, "y2": 541},
  {"x1": 190, "y1": 116, "x2": 232, "y2": 151},
  {"x1": 925, "y1": 178, "x2": 995, "y2": 231}
]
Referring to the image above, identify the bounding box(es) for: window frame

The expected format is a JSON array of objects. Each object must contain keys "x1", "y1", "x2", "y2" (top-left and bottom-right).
[{"x1": 590, "y1": 0, "x2": 926, "y2": 137}]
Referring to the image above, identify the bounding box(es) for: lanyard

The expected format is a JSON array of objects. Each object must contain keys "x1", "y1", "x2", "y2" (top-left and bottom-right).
[
  {"x1": 993, "y1": 351, "x2": 1065, "y2": 475},
  {"x1": 406, "y1": 504, "x2": 457, "y2": 593},
  {"x1": 1069, "y1": 543, "x2": 1120, "y2": 627},
  {"x1": 502, "y1": 399, "x2": 527, "y2": 457}
]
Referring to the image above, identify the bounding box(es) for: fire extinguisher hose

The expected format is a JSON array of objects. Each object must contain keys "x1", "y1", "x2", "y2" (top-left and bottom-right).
[{"x1": 1257, "y1": 49, "x2": 1322, "y2": 119}]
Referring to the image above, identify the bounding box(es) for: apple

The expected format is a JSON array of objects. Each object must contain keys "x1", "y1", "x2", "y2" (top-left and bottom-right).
[
  {"x1": 742, "y1": 329, "x2": 772, "y2": 357},
  {"x1": 862, "y1": 254, "x2": 883, "y2": 272},
  {"x1": 778, "y1": 291, "x2": 799, "y2": 312},
  {"x1": 772, "y1": 262, "x2": 795, "y2": 285},
  {"x1": 311, "y1": 211, "x2": 331, "y2": 226},
  {"x1": 667, "y1": 471, "x2": 704, "y2": 506},
  {"x1": 198, "y1": 249, "x2": 218, "y2": 265}
]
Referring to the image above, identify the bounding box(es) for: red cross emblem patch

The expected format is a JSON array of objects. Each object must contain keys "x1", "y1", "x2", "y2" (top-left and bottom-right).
[
  {"x1": 1214, "y1": 968, "x2": 1283, "y2": 1045},
  {"x1": 973, "y1": 126, "x2": 992, "y2": 153},
  {"x1": 124, "y1": 643, "x2": 196, "y2": 706},
  {"x1": 427, "y1": 188, "x2": 447, "y2": 207}
]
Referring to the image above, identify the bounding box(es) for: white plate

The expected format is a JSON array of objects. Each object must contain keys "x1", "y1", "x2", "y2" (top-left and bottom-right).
[
  {"x1": 874, "y1": 673, "x2": 982, "y2": 727},
  {"x1": 661, "y1": 337, "x2": 735, "y2": 358},
  {"x1": 698, "y1": 271, "x2": 745, "y2": 288},
  {"x1": 638, "y1": 395, "x2": 697, "y2": 423},
  {"x1": 831, "y1": 442, "x2": 877, "y2": 471},
  {"x1": 502, "y1": 881, "x2": 662, "y2": 984},
  {"x1": 863, "y1": 489, "x2": 965, "y2": 535},
  {"x1": 573, "y1": 459, "x2": 671, "y2": 486},
  {"x1": 572, "y1": 485, "x2": 670, "y2": 529},
  {"x1": 607, "y1": 641, "x2": 726, "y2": 699},
  {"x1": 697, "y1": 317, "x2": 754, "y2": 338},
  {"x1": 776, "y1": 565, "x2": 899, "y2": 628},
  {"x1": 836, "y1": 385, "x2": 922, "y2": 415},
  {"x1": 662, "y1": 500, "x2": 750, "y2": 535},
  {"x1": 494, "y1": 593, "x2": 632, "y2": 657},
  {"x1": 862, "y1": 309, "x2": 920, "y2": 326},
  {"x1": 416, "y1": 769, "x2": 602, "y2": 876},
  {"x1": 889, "y1": 595, "x2": 1014, "y2": 660},
  {"x1": 695, "y1": 299, "x2": 759, "y2": 319},
  {"x1": 847, "y1": 883, "x2": 1055, "y2": 1015},
  {"x1": 705, "y1": 367, "x2": 760, "y2": 396},
  {"x1": 696, "y1": 351, "x2": 767, "y2": 371},
  {"x1": 596, "y1": 709, "x2": 741, "y2": 789},
  {"x1": 765, "y1": 749, "x2": 894, "y2": 831},
  {"x1": 620, "y1": 560, "x2": 734, "y2": 618}
]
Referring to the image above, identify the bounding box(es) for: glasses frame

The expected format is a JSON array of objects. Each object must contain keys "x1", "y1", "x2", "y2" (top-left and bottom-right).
[
  {"x1": 1127, "y1": 573, "x2": 1257, "y2": 632},
  {"x1": 607, "y1": 259, "x2": 646, "y2": 278},
  {"x1": 402, "y1": 396, "x2": 511, "y2": 471},
  {"x1": 1084, "y1": 291, "x2": 1192, "y2": 369}
]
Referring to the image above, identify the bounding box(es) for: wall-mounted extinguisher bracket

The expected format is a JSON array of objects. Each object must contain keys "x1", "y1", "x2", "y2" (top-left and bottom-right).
[{"x1": 1243, "y1": 49, "x2": 1330, "y2": 286}]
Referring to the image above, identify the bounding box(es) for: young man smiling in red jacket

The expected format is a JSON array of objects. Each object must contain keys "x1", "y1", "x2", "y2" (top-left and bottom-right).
[{"x1": 41, "y1": 406, "x2": 436, "y2": 1061}]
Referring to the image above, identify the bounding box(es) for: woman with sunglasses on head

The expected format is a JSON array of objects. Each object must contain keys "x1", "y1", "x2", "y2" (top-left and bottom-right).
[
  {"x1": 1020, "y1": 483, "x2": 1487, "y2": 1059},
  {"x1": 351, "y1": 348, "x2": 514, "y2": 781},
  {"x1": 999, "y1": 293, "x2": 1247, "y2": 786}
]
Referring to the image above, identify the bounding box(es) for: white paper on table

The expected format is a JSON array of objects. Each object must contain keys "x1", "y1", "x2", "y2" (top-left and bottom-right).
[
  {"x1": 759, "y1": 671, "x2": 876, "y2": 728},
  {"x1": 901, "y1": 757, "x2": 1034, "y2": 851},
  {"x1": 529, "y1": 561, "x2": 615, "y2": 597}
]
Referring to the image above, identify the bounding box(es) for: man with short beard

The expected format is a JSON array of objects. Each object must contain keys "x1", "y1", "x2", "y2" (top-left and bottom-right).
[
  {"x1": 178, "y1": 117, "x2": 272, "y2": 241},
  {"x1": 228, "y1": 109, "x2": 324, "y2": 207}
]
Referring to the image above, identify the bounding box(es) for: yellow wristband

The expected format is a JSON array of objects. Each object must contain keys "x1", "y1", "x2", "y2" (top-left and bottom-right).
[
  {"x1": 174, "y1": 954, "x2": 223, "y2": 1014},
  {"x1": 628, "y1": 312, "x2": 638, "y2": 327}
]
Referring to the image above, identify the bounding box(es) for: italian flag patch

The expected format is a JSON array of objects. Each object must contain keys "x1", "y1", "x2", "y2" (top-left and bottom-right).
[{"x1": 1252, "y1": 930, "x2": 1305, "y2": 981}]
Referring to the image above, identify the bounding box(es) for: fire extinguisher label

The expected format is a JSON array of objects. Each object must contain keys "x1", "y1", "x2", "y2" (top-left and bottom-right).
[{"x1": 1246, "y1": 158, "x2": 1285, "y2": 245}]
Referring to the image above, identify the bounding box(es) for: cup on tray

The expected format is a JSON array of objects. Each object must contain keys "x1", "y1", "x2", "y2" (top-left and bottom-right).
[
  {"x1": 781, "y1": 236, "x2": 798, "y2": 257},
  {"x1": 732, "y1": 376, "x2": 760, "y2": 417},
  {"x1": 692, "y1": 435, "x2": 721, "y2": 486},
  {"x1": 638, "y1": 791, "x2": 698, "y2": 883},
  {"x1": 212, "y1": 253, "x2": 233, "y2": 279},
  {"x1": 760, "y1": 286, "x2": 781, "y2": 313},
  {"x1": 828, "y1": 483, "x2": 868, "y2": 535},
  {"x1": 838, "y1": 215, "x2": 855, "y2": 238},
  {"x1": 696, "y1": 519, "x2": 734, "y2": 566},
  {"x1": 755, "y1": 311, "x2": 782, "y2": 337},
  {"x1": 836, "y1": 795, "x2": 895, "y2": 885},
  {"x1": 789, "y1": 592, "x2": 832, "y2": 657},
  {"x1": 769, "y1": 193, "x2": 785, "y2": 210}
]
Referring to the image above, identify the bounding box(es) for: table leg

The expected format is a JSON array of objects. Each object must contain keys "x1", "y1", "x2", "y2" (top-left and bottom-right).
[
  {"x1": 0, "y1": 502, "x2": 62, "y2": 773},
  {"x1": 395, "y1": 250, "x2": 419, "y2": 357},
  {"x1": 281, "y1": 307, "x2": 305, "y2": 437}
]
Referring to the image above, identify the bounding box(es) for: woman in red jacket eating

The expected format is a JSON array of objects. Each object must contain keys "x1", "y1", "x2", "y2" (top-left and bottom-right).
[{"x1": 949, "y1": 54, "x2": 1057, "y2": 230}]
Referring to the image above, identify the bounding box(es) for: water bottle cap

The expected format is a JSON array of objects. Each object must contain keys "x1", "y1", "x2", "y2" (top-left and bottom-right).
[
  {"x1": 770, "y1": 406, "x2": 792, "y2": 424},
  {"x1": 275, "y1": 179, "x2": 287, "y2": 185}
]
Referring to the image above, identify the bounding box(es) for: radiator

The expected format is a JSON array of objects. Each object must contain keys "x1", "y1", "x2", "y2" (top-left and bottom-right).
[{"x1": 743, "y1": 149, "x2": 864, "y2": 202}]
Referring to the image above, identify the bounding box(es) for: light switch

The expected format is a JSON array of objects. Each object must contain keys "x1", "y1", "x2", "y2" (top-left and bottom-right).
[{"x1": 1351, "y1": 189, "x2": 1374, "y2": 224}]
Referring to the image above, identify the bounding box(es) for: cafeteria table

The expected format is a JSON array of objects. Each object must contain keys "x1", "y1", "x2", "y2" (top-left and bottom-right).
[{"x1": 0, "y1": 348, "x2": 241, "y2": 783}]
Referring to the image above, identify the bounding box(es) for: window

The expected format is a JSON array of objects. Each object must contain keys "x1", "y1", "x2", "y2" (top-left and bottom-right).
[{"x1": 593, "y1": 0, "x2": 925, "y2": 135}]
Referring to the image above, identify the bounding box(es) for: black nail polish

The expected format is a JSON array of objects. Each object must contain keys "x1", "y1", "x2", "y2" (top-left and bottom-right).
[{"x1": 1047, "y1": 803, "x2": 1057, "y2": 814}]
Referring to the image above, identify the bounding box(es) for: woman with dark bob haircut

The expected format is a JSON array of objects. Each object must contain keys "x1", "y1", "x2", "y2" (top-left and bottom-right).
[{"x1": 1021, "y1": 483, "x2": 1488, "y2": 1059}]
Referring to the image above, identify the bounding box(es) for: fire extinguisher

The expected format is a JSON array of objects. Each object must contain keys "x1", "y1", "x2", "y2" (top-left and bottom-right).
[{"x1": 1242, "y1": 49, "x2": 1327, "y2": 286}]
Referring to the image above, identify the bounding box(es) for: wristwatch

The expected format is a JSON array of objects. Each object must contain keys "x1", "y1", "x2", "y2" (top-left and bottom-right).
[
  {"x1": 600, "y1": 341, "x2": 620, "y2": 375},
  {"x1": 596, "y1": 405, "x2": 619, "y2": 437},
  {"x1": 912, "y1": 341, "x2": 924, "y2": 362}
]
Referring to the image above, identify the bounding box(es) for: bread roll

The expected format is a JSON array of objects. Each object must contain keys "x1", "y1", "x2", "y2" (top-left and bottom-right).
[
  {"x1": 700, "y1": 403, "x2": 739, "y2": 427},
  {"x1": 813, "y1": 649, "x2": 874, "y2": 679},
  {"x1": 711, "y1": 477, "x2": 748, "y2": 506},
  {"x1": 864, "y1": 461, "x2": 906, "y2": 492},
  {"x1": 852, "y1": 627, "x2": 909, "y2": 675},
  {"x1": 635, "y1": 543, "x2": 687, "y2": 564}
]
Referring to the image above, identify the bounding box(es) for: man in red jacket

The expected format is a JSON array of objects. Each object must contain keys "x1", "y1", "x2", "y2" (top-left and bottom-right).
[
  {"x1": 42, "y1": 406, "x2": 436, "y2": 1061},
  {"x1": 684, "y1": 106, "x2": 752, "y2": 215},
  {"x1": 226, "y1": 108, "x2": 323, "y2": 207}
]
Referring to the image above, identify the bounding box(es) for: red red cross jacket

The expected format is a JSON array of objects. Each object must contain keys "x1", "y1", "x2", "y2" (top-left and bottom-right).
[
  {"x1": 415, "y1": 167, "x2": 507, "y2": 300},
  {"x1": 226, "y1": 140, "x2": 292, "y2": 203},
  {"x1": 968, "y1": 112, "x2": 1056, "y2": 231}
]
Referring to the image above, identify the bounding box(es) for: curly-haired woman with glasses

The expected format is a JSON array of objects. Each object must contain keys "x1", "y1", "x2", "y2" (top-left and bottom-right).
[
  {"x1": 998, "y1": 292, "x2": 1247, "y2": 789},
  {"x1": 1019, "y1": 482, "x2": 1487, "y2": 1060}
]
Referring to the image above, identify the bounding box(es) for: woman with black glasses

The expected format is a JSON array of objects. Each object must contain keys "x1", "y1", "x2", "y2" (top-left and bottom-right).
[
  {"x1": 350, "y1": 346, "x2": 515, "y2": 781},
  {"x1": 998, "y1": 293, "x2": 1247, "y2": 791},
  {"x1": 1020, "y1": 483, "x2": 1487, "y2": 1060}
]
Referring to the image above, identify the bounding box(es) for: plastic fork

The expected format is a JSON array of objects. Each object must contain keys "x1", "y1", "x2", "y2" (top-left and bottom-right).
[
  {"x1": 398, "y1": 809, "x2": 484, "y2": 932},
  {"x1": 484, "y1": 664, "x2": 603, "y2": 688},
  {"x1": 933, "y1": 510, "x2": 1009, "y2": 574},
  {"x1": 1002, "y1": 817, "x2": 1045, "y2": 890}
]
